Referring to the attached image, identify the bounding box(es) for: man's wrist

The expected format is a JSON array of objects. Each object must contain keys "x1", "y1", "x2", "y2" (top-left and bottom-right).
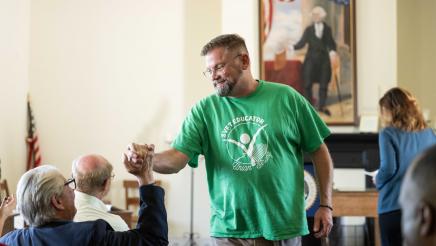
[
  {"x1": 319, "y1": 204, "x2": 333, "y2": 211},
  {"x1": 137, "y1": 175, "x2": 155, "y2": 186}
]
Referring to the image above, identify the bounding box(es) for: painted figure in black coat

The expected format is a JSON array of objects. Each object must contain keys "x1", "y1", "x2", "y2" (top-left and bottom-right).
[{"x1": 293, "y1": 6, "x2": 336, "y2": 116}]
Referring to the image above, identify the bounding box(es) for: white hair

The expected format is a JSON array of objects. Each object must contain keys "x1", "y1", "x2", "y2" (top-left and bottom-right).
[
  {"x1": 312, "y1": 6, "x2": 327, "y2": 20},
  {"x1": 17, "y1": 165, "x2": 65, "y2": 226}
]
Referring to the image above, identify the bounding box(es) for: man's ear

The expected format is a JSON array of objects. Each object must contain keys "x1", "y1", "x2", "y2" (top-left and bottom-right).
[
  {"x1": 240, "y1": 54, "x2": 250, "y2": 70},
  {"x1": 101, "y1": 178, "x2": 111, "y2": 196},
  {"x1": 419, "y1": 202, "x2": 435, "y2": 237},
  {"x1": 51, "y1": 195, "x2": 65, "y2": 211}
]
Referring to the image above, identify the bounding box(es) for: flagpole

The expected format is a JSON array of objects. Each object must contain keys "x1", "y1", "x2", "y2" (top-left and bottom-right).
[{"x1": 184, "y1": 168, "x2": 197, "y2": 246}]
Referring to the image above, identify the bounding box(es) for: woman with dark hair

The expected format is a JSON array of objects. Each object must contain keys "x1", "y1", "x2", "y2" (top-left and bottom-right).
[{"x1": 375, "y1": 87, "x2": 436, "y2": 246}]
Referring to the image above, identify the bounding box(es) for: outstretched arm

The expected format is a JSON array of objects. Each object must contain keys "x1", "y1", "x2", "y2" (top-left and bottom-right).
[
  {"x1": 309, "y1": 143, "x2": 333, "y2": 238},
  {"x1": 104, "y1": 144, "x2": 168, "y2": 245},
  {"x1": 153, "y1": 148, "x2": 189, "y2": 174},
  {"x1": 293, "y1": 27, "x2": 309, "y2": 50},
  {"x1": 126, "y1": 143, "x2": 189, "y2": 174}
]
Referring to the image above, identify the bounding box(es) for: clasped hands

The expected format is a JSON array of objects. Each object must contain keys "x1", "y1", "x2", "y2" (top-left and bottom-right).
[{"x1": 123, "y1": 143, "x2": 155, "y2": 185}]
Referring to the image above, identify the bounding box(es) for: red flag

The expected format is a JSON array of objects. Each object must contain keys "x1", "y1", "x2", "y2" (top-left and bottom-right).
[{"x1": 26, "y1": 96, "x2": 42, "y2": 170}]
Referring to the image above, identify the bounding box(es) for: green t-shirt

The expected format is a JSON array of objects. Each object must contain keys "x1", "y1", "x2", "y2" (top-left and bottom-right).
[{"x1": 172, "y1": 80, "x2": 330, "y2": 240}]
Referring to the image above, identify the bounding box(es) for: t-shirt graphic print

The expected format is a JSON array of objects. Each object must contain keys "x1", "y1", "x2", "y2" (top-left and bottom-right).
[{"x1": 221, "y1": 116, "x2": 271, "y2": 172}]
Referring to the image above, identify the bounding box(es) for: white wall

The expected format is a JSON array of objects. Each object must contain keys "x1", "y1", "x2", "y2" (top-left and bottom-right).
[
  {"x1": 181, "y1": 0, "x2": 222, "y2": 238},
  {"x1": 28, "y1": 0, "x2": 186, "y2": 237},
  {"x1": 398, "y1": 0, "x2": 436, "y2": 126},
  {"x1": 0, "y1": 0, "x2": 30, "y2": 195},
  {"x1": 356, "y1": 0, "x2": 397, "y2": 115}
]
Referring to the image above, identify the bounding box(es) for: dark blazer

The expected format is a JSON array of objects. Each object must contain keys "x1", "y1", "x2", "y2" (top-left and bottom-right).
[
  {"x1": 294, "y1": 22, "x2": 336, "y2": 84},
  {"x1": 0, "y1": 185, "x2": 168, "y2": 246}
]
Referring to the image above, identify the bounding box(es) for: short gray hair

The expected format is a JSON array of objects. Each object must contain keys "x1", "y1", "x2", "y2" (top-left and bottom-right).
[
  {"x1": 17, "y1": 165, "x2": 65, "y2": 226},
  {"x1": 72, "y1": 157, "x2": 113, "y2": 196},
  {"x1": 200, "y1": 34, "x2": 248, "y2": 56}
]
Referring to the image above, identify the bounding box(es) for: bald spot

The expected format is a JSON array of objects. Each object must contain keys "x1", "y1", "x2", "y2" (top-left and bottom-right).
[{"x1": 75, "y1": 154, "x2": 109, "y2": 173}]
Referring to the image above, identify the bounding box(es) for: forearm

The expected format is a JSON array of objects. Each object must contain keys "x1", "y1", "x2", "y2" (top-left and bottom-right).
[
  {"x1": 310, "y1": 144, "x2": 334, "y2": 206},
  {"x1": 137, "y1": 185, "x2": 168, "y2": 245},
  {"x1": 152, "y1": 149, "x2": 189, "y2": 174},
  {"x1": 104, "y1": 186, "x2": 168, "y2": 245}
]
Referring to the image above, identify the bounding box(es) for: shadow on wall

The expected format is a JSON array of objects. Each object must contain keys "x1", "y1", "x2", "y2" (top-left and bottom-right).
[{"x1": 136, "y1": 97, "x2": 172, "y2": 145}]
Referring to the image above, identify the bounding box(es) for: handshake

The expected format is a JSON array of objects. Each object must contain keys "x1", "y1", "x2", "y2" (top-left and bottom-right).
[{"x1": 123, "y1": 143, "x2": 156, "y2": 186}]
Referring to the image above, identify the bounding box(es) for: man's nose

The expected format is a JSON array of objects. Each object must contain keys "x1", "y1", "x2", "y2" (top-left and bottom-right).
[{"x1": 211, "y1": 70, "x2": 220, "y2": 80}]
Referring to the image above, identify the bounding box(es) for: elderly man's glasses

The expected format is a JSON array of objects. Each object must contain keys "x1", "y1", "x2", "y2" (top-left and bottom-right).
[
  {"x1": 203, "y1": 54, "x2": 242, "y2": 80},
  {"x1": 64, "y1": 178, "x2": 76, "y2": 190}
]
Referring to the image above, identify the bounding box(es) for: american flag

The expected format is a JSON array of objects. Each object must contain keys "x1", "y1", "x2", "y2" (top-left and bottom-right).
[{"x1": 26, "y1": 97, "x2": 42, "y2": 170}]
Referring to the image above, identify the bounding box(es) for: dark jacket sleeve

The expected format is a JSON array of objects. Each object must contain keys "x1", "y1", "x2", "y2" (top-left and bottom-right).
[
  {"x1": 294, "y1": 26, "x2": 310, "y2": 50},
  {"x1": 323, "y1": 24, "x2": 336, "y2": 52},
  {"x1": 98, "y1": 185, "x2": 168, "y2": 246}
]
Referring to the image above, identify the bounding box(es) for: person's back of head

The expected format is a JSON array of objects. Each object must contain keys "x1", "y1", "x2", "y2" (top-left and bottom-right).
[
  {"x1": 17, "y1": 165, "x2": 67, "y2": 226},
  {"x1": 379, "y1": 87, "x2": 426, "y2": 131},
  {"x1": 400, "y1": 144, "x2": 436, "y2": 246},
  {"x1": 200, "y1": 34, "x2": 249, "y2": 57},
  {"x1": 72, "y1": 154, "x2": 113, "y2": 198}
]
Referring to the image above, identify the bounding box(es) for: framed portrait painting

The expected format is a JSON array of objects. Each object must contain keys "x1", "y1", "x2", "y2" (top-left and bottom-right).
[{"x1": 260, "y1": 0, "x2": 356, "y2": 125}]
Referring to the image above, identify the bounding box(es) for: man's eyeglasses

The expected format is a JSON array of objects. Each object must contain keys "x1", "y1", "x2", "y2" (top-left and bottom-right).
[
  {"x1": 64, "y1": 178, "x2": 76, "y2": 190},
  {"x1": 203, "y1": 54, "x2": 242, "y2": 80}
]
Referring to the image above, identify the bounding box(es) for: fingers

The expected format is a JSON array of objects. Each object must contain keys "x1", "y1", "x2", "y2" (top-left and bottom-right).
[
  {"x1": 313, "y1": 209, "x2": 333, "y2": 238},
  {"x1": 313, "y1": 216, "x2": 320, "y2": 236},
  {"x1": 148, "y1": 144, "x2": 155, "y2": 151},
  {"x1": 7, "y1": 196, "x2": 16, "y2": 207},
  {"x1": 0, "y1": 195, "x2": 16, "y2": 215},
  {"x1": 314, "y1": 219, "x2": 331, "y2": 238},
  {"x1": 126, "y1": 143, "x2": 147, "y2": 164}
]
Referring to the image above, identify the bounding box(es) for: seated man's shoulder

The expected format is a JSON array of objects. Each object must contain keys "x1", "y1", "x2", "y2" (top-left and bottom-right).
[{"x1": 0, "y1": 220, "x2": 114, "y2": 245}]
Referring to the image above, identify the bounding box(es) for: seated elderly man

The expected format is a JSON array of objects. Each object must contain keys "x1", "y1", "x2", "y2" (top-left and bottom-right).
[
  {"x1": 72, "y1": 154, "x2": 129, "y2": 231},
  {"x1": 400, "y1": 144, "x2": 436, "y2": 246},
  {"x1": 0, "y1": 144, "x2": 167, "y2": 246}
]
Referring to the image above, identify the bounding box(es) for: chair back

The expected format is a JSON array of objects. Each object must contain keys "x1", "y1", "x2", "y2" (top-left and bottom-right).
[{"x1": 122, "y1": 179, "x2": 161, "y2": 228}]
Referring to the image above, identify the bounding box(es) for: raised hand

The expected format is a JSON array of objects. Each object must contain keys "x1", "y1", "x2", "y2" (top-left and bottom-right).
[
  {"x1": 0, "y1": 196, "x2": 16, "y2": 218},
  {"x1": 123, "y1": 143, "x2": 155, "y2": 185},
  {"x1": 0, "y1": 195, "x2": 16, "y2": 235}
]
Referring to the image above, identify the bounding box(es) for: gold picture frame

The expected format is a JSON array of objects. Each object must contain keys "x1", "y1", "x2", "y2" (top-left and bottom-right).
[{"x1": 260, "y1": 0, "x2": 357, "y2": 125}]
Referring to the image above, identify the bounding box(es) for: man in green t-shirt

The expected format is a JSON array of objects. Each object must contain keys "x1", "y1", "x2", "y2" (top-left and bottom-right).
[{"x1": 127, "y1": 34, "x2": 333, "y2": 245}]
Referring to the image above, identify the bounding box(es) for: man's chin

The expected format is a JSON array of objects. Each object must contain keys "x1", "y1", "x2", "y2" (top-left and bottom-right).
[
  {"x1": 215, "y1": 90, "x2": 228, "y2": 97},
  {"x1": 215, "y1": 85, "x2": 230, "y2": 97}
]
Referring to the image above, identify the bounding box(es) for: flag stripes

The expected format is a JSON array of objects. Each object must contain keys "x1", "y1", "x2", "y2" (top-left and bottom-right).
[{"x1": 26, "y1": 97, "x2": 42, "y2": 170}]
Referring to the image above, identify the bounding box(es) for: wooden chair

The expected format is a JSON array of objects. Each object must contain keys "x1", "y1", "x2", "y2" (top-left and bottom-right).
[{"x1": 123, "y1": 179, "x2": 161, "y2": 228}]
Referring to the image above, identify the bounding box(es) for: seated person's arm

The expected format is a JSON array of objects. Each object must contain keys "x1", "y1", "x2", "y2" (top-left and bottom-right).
[
  {"x1": 0, "y1": 196, "x2": 16, "y2": 236},
  {"x1": 101, "y1": 144, "x2": 168, "y2": 245}
]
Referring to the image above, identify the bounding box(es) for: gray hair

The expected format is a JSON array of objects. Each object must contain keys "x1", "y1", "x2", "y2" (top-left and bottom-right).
[
  {"x1": 72, "y1": 157, "x2": 113, "y2": 196},
  {"x1": 16, "y1": 165, "x2": 65, "y2": 226},
  {"x1": 200, "y1": 34, "x2": 248, "y2": 56},
  {"x1": 312, "y1": 6, "x2": 327, "y2": 20}
]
